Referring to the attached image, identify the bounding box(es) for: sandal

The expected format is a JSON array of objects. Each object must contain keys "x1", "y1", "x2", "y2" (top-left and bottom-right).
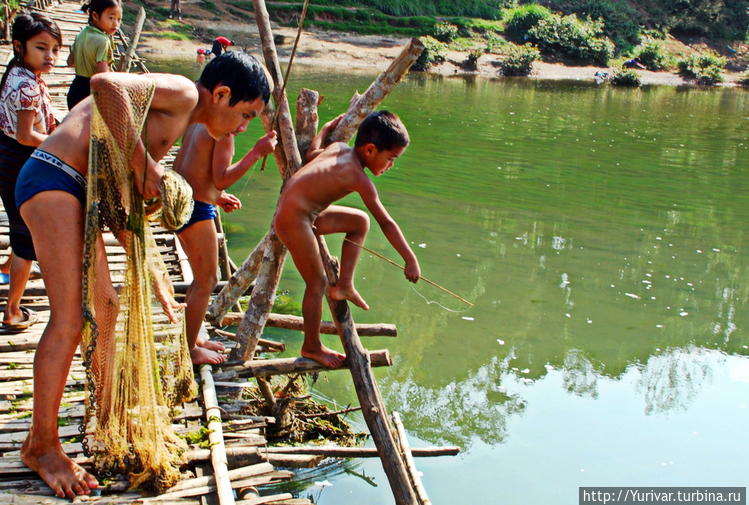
[{"x1": 1, "y1": 306, "x2": 39, "y2": 332}]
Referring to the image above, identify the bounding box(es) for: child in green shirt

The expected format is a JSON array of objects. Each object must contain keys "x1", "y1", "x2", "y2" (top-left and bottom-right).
[{"x1": 66, "y1": 0, "x2": 121, "y2": 110}]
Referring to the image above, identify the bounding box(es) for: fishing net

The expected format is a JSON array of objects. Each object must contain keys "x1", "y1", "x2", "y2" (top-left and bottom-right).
[{"x1": 81, "y1": 77, "x2": 197, "y2": 492}]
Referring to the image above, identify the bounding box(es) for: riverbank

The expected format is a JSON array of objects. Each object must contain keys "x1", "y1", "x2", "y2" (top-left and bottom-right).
[{"x1": 138, "y1": 24, "x2": 747, "y2": 87}]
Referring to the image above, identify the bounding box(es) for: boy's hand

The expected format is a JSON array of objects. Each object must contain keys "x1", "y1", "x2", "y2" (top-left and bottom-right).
[
  {"x1": 322, "y1": 114, "x2": 345, "y2": 136},
  {"x1": 404, "y1": 259, "x2": 420, "y2": 283},
  {"x1": 218, "y1": 192, "x2": 241, "y2": 213},
  {"x1": 253, "y1": 131, "x2": 278, "y2": 157}
]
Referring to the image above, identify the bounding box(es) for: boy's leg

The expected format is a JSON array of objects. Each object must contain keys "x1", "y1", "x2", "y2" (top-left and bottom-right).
[
  {"x1": 275, "y1": 212, "x2": 345, "y2": 368},
  {"x1": 19, "y1": 191, "x2": 99, "y2": 499},
  {"x1": 3, "y1": 254, "x2": 32, "y2": 325},
  {"x1": 313, "y1": 205, "x2": 370, "y2": 310},
  {"x1": 177, "y1": 220, "x2": 225, "y2": 365}
]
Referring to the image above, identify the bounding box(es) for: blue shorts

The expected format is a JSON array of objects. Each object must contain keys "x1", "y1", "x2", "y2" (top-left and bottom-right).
[
  {"x1": 177, "y1": 200, "x2": 217, "y2": 232},
  {"x1": 15, "y1": 150, "x2": 87, "y2": 209}
]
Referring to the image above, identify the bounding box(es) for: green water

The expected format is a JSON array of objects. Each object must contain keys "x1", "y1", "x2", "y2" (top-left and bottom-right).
[{"x1": 153, "y1": 60, "x2": 749, "y2": 504}]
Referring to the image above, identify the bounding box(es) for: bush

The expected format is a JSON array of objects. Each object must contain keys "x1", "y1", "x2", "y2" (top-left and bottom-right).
[
  {"x1": 504, "y1": 4, "x2": 553, "y2": 41},
  {"x1": 739, "y1": 74, "x2": 749, "y2": 87},
  {"x1": 485, "y1": 32, "x2": 509, "y2": 54},
  {"x1": 634, "y1": 41, "x2": 669, "y2": 71},
  {"x1": 433, "y1": 21, "x2": 459, "y2": 42},
  {"x1": 465, "y1": 49, "x2": 483, "y2": 70},
  {"x1": 610, "y1": 68, "x2": 641, "y2": 86},
  {"x1": 498, "y1": 43, "x2": 540, "y2": 76},
  {"x1": 677, "y1": 51, "x2": 727, "y2": 84},
  {"x1": 696, "y1": 65, "x2": 724, "y2": 86},
  {"x1": 413, "y1": 36, "x2": 447, "y2": 71},
  {"x1": 526, "y1": 14, "x2": 614, "y2": 65},
  {"x1": 540, "y1": 0, "x2": 643, "y2": 50}
]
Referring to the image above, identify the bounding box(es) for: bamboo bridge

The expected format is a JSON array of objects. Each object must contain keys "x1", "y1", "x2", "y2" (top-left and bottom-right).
[{"x1": 0, "y1": 0, "x2": 457, "y2": 503}]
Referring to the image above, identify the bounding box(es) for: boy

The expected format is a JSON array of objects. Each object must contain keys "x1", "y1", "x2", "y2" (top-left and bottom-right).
[
  {"x1": 173, "y1": 123, "x2": 277, "y2": 365},
  {"x1": 274, "y1": 110, "x2": 420, "y2": 368},
  {"x1": 18, "y1": 52, "x2": 272, "y2": 499}
]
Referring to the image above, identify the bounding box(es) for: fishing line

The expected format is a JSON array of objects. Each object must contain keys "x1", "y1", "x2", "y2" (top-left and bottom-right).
[
  {"x1": 408, "y1": 283, "x2": 471, "y2": 313},
  {"x1": 343, "y1": 237, "x2": 474, "y2": 308}
]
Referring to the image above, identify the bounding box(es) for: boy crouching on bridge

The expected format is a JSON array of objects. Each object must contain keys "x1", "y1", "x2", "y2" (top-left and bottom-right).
[{"x1": 274, "y1": 110, "x2": 421, "y2": 368}]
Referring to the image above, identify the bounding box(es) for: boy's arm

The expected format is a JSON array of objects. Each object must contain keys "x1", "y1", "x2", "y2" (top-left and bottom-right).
[
  {"x1": 305, "y1": 114, "x2": 344, "y2": 162},
  {"x1": 91, "y1": 72, "x2": 198, "y2": 198},
  {"x1": 357, "y1": 178, "x2": 420, "y2": 282},
  {"x1": 211, "y1": 130, "x2": 277, "y2": 190}
]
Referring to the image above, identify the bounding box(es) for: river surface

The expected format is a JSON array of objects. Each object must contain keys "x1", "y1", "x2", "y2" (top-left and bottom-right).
[{"x1": 152, "y1": 60, "x2": 749, "y2": 504}]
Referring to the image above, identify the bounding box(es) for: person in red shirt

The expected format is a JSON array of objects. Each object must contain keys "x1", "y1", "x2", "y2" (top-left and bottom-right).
[{"x1": 211, "y1": 36, "x2": 232, "y2": 57}]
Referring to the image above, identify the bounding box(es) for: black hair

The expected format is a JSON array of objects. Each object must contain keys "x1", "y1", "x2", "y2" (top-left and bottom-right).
[
  {"x1": 81, "y1": 0, "x2": 121, "y2": 25},
  {"x1": 198, "y1": 51, "x2": 271, "y2": 106},
  {"x1": 0, "y1": 12, "x2": 62, "y2": 93},
  {"x1": 354, "y1": 110, "x2": 409, "y2": 150}
]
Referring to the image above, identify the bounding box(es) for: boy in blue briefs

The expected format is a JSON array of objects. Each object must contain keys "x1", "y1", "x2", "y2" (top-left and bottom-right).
[{"x1": 173, "y1": 122, "x2": 277, "y2": 364}]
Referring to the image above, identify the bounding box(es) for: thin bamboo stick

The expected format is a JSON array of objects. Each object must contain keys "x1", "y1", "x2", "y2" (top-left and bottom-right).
[
  {"x1": 392, "y1": 411, "x2": 432, "y2": 505},
  {"x1": 200, "y1": 364, "x2": 235, "y2": 505}
]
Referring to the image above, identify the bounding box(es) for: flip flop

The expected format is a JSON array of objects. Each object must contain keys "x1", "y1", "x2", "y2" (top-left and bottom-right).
[
  {"x1": 0, "y1": 273, "x2": 8, "y2": 284},
  {"x1": 2, "y1": 307, "x2": 39, "y2": 332}
]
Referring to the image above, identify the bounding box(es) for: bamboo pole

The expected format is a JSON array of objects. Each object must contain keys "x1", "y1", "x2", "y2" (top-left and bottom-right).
[
  {"x1": 316, "y1": 236, "x2": 417, "y2": 505},
  {"x1": 121, "y1": 6, "x2": 145, "y2": 73},
  {"x1": 327, "y1": 38, "x2": 424, "y2": 144},
  {"x1": 200, "y1": 364, "x2": 235, "y2": 505},
  {"x1": 295, "y1": 88, "x2": 320, "y2": 160},
  {"x1": 227, "y1": 349, "x2": 391, "y2": 378},
  {"x1": 393, "y1": 411, "x2": 432, "y2": 505},
  {"x1": 226, "y1": 0, "x2": 307, "y2": 362},
  {"x1": 259, "y1": 445, "x2": 460, "y2": 458},
  {"x1": 219, "y1": 312, "x2": 397, "y2": 337}
]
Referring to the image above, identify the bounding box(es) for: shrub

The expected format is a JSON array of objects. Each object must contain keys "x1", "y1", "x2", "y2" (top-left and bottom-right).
[
  {"x1": 504, "y1": 4, "x2": 553, "y2": 41},
  {"x1": 610, "y1": 68, "x2": 641, "y2": 86},
  {"x1": 696, "y1": 65, "x2": 724, "y2": 86},
  {"x1": 677, "y1": 51, "x2": 727, "y2": 84},
  {"x1": 634, "y1": 41, "x2": 669, "y2": 71},
  {"x1": 739, "y1": 74, "x2": 749, "y2": 87},
  {"x1": 498, "y1": 43, "x2": 540, "y2": 76},
  {"x1": 433, "y1": 21, "x2": 459, "y2": 43},
  {"x1": 412, "y1": 36, "x2": 447, "y2": 71},
  {"x1": 540, "y1": 0, "x2": 643, "y2": 50},
  {"x1": 465, "y1": 49, "x2": 483, "y2": 70},
  {"x1": 526, "y1": 14, "x2": 614, "y2": 65}
]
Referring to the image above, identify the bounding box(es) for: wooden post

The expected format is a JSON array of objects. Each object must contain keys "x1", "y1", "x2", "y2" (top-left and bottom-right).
[
  {"x1": 200, "y1": 364, "x2": 235, "y2": 505},
  {"x1": 316, "y1": 236, "x2": 417, "y2": 505},
  {"x1": 122, "y1": 6, "x2": 145, "y2": 73},
  {"x1": 393, "y1": 411, "x2": 432, "y2": 505},
  {"x1": 226, "y1": 0, "x2": 306, "y2": 362},
  {"x1": 327, "y1": 38, "x2": 424, "y2": 144},
  {"x1": 295, "y1": 88, "x2": 321, "y2": 159}
]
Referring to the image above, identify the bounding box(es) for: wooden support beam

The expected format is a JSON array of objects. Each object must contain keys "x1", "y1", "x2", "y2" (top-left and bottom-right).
[
  {"x1": 219, "y1": 312, "x2": 397, "y2": 337},
  {"x1": 259, "y1": 445, "x2": 460, "y2": 458},
  {"x1": 223, "y1": 349, "x2": 391, "y2": 378},
  {"x1": 295, "y1": 88, "x2": 320, "y2": 160},
  {"x1": 121, "y1": 6, "x2": 145, "y2": 72},
  {"x1": 315, "y1": 236, "x2": 417, "y2": 505},
  {"x1": 327, "y1": 38, "x2": 424, "y2": 144},
  {"x1": 393, "y1": 411, "x2": 432, "y2": 505},
  {"x1": 200, "y1": 364, "x2": 235, "y2": 505}
]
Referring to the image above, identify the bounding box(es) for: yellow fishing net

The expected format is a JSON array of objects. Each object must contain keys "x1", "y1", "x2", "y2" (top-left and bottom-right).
[{"x1": 81, "y1": 77, "x2": 197, "y2": 492}]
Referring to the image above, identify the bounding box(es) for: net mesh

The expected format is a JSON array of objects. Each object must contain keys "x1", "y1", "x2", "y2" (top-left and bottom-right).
[{"x1": 81, "y1": 77, "x2": 197, "y2": 492}]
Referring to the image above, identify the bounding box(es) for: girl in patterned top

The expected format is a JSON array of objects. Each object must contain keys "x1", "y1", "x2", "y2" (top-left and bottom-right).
[
  {"x1": 66, "y1": 0, "x2": 121, "y2": 110},
  {"x1": 0, "y1": 12, "x2": 61, "y2": 331}
]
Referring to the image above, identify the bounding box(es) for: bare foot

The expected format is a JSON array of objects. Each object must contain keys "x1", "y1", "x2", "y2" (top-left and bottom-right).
[
  {"x1": 329, "y1": 285, "x2": 369, "y2": 310},
  {"x1": 196, "y1": 337, "x2": 225, "y2": 352},
  {"x1": 301, "y1": 344, "x2": 346, "y2": 369},
  {"x1": 190, "y1": 346, "x2": 226, "y2": 365},
  {"x1": 21, "y1": 435, "x2": 98, "y2": 499}
]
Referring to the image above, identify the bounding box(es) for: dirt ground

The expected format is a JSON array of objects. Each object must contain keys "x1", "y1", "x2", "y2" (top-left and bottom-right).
[{"x1": 137, "y1": 2, "x2": 746, "y2": 87}]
